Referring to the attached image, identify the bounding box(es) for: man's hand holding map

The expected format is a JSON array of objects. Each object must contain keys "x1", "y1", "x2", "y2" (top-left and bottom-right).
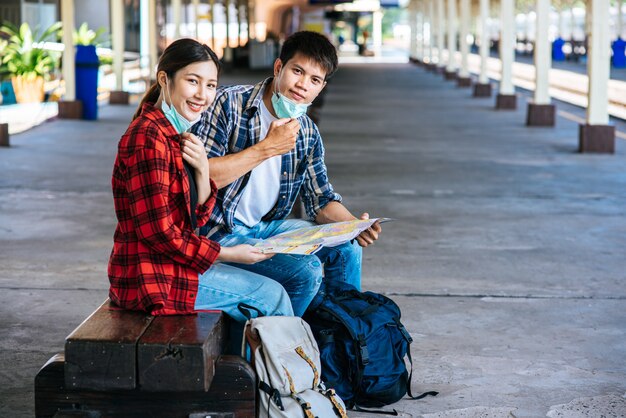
[{"x1": 254, "y1": 218, "x2": 391, "y2": 255}]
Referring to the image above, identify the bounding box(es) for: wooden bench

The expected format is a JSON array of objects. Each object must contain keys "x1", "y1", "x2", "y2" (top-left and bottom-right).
[{"x1": 35, "y1": 300, "x2": 256, "y2": 418}]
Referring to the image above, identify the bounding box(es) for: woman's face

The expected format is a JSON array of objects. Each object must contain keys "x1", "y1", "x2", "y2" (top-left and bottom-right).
[{"x1": 160, "y1": 60, "x2": 218, "y2": 122}]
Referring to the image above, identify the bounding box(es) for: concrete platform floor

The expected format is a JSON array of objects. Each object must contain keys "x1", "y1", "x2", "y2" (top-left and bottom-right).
[{"x1": 1, "y1": 64, "x2": 625, "y2": 417}]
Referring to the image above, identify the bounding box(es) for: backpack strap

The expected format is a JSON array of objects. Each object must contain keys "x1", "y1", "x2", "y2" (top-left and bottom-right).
[
  {"x1": 283, "y1": 367, "x2": 317, "y2": 418},
  {"x1": 291, "y1": 394, "x2": 316, "y2": 418},
  {"x1": 318, "y1": 387, "x2": 349, "y2": 418},
  {"x1": 295, "y1": 346, "x2": 320, "y2": 388},
  {"x1": 283, "y1": 366, "x2": 297, "y2": 394},
  {"x1": 395, "y1": 317, "x2": 439, "y2": 400},
  {"x1": 238, "y1": 302, "x2": 264, "y2": 320},
  {"x1": 353, "y1": 404, "x2": 399, "y2": 416},
  {"x1": 258, "y1": 381, "x2": 284, "y2": 411},
  {"x1": 404, "y1": 347, "x2": 439, "y2": 400}
]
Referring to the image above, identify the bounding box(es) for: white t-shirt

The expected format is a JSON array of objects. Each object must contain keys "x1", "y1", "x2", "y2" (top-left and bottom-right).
[{"x1": 234, "y1": 98, "x2": 282, "y2": 227}]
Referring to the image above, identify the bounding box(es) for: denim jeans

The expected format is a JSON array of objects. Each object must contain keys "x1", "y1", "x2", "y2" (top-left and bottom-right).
[{"x1": 194, "y1": 219, "x2": 362, "y2": 322}]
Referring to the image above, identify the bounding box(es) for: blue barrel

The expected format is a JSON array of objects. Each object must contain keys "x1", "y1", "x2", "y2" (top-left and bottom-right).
[
  {"x1": 552, "y1": 37, "x2": 565, "y2": 61},
  {"x1": 0, "y1": 80, "x2": 17, "y2": 105},
  {"x1": 75, "y1": 45, "x2": 100, "y2": 120},
  {"x1": 612, "y1": 37, "x2": 626, "y2": 68}
]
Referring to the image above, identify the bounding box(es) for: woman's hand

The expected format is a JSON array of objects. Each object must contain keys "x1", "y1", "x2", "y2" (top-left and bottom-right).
[
  {"x1": 217, "y1": 244, "x2": 274, "y2": 264},
  {"x1": 181, "y1": 132, "x2": 209, "y2": 176},
  {"x1": 180, "y1": 132, "x2": 211, "y2": 204}
]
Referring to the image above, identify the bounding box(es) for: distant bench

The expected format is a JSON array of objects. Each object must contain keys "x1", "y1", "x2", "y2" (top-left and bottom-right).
[{"x1": 35, "y1": 300, "x2": 256, "y2": 418}]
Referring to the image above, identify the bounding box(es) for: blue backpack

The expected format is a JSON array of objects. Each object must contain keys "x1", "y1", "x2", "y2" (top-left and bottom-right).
[{"x1": 303, "y1": 280, "x2": 437, "y2": 411}]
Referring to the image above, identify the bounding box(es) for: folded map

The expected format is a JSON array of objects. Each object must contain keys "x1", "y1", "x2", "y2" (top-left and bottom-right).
[{"x1": 254, "y1": 218, "x2": 391, "y2": 254}]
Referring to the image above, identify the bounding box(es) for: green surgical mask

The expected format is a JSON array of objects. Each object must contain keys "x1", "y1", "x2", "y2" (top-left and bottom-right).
[
  {"x1": 270, "y1": 71, "x2": 312, "y2": 119},
  {"x1": 160, "y1": 79, "x2": 201, "y2": 133}
]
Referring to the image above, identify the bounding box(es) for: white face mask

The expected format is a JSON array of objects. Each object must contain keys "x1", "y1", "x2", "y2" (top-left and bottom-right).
[
  {"x1": 160, "y1": 79, "x2": 201, "y2": 133},
  {"x1": 270, "y1": 69, "x2": 312, "y2": 119}
]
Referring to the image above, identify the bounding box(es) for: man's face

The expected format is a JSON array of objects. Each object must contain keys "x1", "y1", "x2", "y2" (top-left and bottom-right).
[{"x1": 273, "y1": 52, "x2": 328, "y2": 105}]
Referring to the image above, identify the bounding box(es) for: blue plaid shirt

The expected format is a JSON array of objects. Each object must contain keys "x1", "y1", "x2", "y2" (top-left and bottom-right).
[{"x1": 192, "y1": 78, "x2": 341, "y2": 239}]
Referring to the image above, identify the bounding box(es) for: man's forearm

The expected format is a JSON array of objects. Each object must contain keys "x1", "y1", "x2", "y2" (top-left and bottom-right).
[
  {"x1": 209, "y1": 144, "x2": 271, "y2": 189},
  {"x1": 315, "y1": 201, "x2": 356, "y2": 224}
]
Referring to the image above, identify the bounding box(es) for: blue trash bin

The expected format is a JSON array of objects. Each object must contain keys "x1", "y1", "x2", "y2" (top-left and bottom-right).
[
  {"x1": 75, "y1": 45, "x2": 100, "y2": 120},
  {"x1": 552, "y1": 37, "x2": 565, "y2": 61},
  {"x1": 612, "y1": 37, "x2": 626, "y2": 68}
]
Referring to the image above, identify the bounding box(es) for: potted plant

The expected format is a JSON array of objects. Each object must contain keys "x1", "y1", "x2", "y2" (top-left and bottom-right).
[
  {"x1": 0, "y1": 21, "x2": 61, "y2": 103},
  {"x1": 73, "y1": 22, "x2": 107, "y2": 47}
]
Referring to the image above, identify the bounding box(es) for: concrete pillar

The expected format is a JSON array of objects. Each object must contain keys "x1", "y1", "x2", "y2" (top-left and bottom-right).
[
  {"x1": 457, "y1": 0, "x2": 471, "y2": 86},
  {"x1": 527, "y1": 0, "x2": 555, "y2": 126},
  {"x1": 444, "y1": 0, "x2": 458, "y2": 79},
  {"x1": 245, "y1": 0, "x2": 252, "y2": 42},
  {"x1": 426, "y1": 0, "x2": 435, "y2": 66},
  {"x1": 224, "y1": 0, "x2": 233, "y2": 63},
  {"x1": 473, "y1": 0, "x2": 492, "y2": 97},
  {"x1": 496, "y1": 0, "x2": 516, "y2": 109},
  {"x1": 58, "y1": 0, "x2": 83, "y2": 119},
  {"x1": 436, "y1": 0, "x2": 445, "y2": 69},
  {"x1": 60, "y1": 0, "x2": 75, "y2": 102},
  {"x1": 110, "y1": 0, "x2": 129, "y2": 104},
  {"x1": 140, "y1": 0, "x2": 149, "y2": 69},
  {"x1": 579, "y1": 0, "x2": 615, "y2": 153},
  {"x1": 534, "y1": 0, "x2": 551, "y2": 103},
  {"x1": 210, "y1": 0, "x2": 216, "y2": 50},
  {"x1": 148, "y1": 0, "x2": 157, "y2": 80},
  {"x1": 248, "y1": 0, "x2": 257, "y2": 39},
  {"x1": 140, "y1": 0, "x2": 157, "y2": 80},
  {"x1": 112, "y1": 0, "x2": 125, "y2": 88},
  {"x1": 139, "y1": 0, "x2": 157, "y2": 87},
  {"x1": 415, "y1": 0, "x2": 425, "y2": 63},
  {"x1": 172, "y1": 0, "x2": 182, "y2": 39},
  {"x1": 192, "y1": 0, "x2": 200, "y2": 39},
  {"x1": 618, "y1": 0, "x2": 624, "y2": 39},
  {"x1": 373, "y1": 9, "x2": 383, "y2": 56},
  {"x1": 237, "y1": 0, "x2": 242, "y2": 47},
  {"x1": 409, "y1": 0, "x2": 418, "y2": 61}
]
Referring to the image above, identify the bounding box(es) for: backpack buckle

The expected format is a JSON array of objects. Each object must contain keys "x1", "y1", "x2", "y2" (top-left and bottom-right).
[
  {"x1": 395, "y1": 318, "x2": 413, "y2": 343},
  {"x1": 358, "y1": 336, "x2": 370, "y2": 365}
]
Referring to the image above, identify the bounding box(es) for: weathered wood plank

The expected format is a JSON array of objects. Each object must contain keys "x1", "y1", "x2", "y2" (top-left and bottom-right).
[
  {"x1": 137, "y1": 312, "x2": 226, "y2": 391},
  {"x1": 35, "y1": 354, "x2": 255, "y2": 418},
  {"x1": 64, "y1": 300, "x2": 154, "y2": 390}
]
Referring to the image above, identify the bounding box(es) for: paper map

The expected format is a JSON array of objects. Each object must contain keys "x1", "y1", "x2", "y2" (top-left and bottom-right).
[{"x1": 254, "y1": 218, "x2": 391, "y2": 255}]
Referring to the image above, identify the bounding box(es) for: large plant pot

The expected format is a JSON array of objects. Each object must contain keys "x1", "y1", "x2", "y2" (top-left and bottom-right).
[{"x1": 11, "y1": 75, "x2": 44, "y2": 103}]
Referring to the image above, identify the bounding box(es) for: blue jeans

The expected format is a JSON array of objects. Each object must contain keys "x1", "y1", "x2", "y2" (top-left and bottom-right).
[{"x1": 194, "y1": 219, "x2": 362, "y2": 322}]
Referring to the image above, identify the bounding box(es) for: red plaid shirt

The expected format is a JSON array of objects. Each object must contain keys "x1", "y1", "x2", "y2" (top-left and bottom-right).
[{"x1": 108, "y1": 103, "x2": 221, "y2": 315}]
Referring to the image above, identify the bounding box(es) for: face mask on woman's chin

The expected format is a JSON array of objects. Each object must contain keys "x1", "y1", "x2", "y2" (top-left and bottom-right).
[
  {"x1": 160, "y1": 79, "x2": 202, "y2": 134},
  {"x1": 271, "y1": 71, "x2": 312, "y2": 119}
]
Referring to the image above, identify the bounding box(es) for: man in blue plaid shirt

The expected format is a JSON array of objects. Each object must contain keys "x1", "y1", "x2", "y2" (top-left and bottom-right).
[{"x1": 192, "y1": 31, "x2": 382, "y2": 321}]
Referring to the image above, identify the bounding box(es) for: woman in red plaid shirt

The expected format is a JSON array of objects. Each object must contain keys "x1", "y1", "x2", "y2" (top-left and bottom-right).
[{"x1": 108, "y1": 39, "x2": 291, "y2": 317}]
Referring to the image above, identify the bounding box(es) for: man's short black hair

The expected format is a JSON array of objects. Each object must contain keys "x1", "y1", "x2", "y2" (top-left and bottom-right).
[{"x1": 279, "y1": 31, "x2": 338, "y2": 79}]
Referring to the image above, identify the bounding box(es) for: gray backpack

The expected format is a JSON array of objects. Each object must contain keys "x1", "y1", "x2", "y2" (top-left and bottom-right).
[{"x1": 243, "y1": 316, "x2": 348, "y2": 418}]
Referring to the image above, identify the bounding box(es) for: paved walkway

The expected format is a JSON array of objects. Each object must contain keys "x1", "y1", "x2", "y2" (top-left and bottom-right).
[{"x1": 1, "y1": 64, "x2": 625, "y2": 417}]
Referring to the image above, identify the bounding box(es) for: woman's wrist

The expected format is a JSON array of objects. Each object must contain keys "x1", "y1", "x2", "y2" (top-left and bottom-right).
[{"x1": 216, "y1": 246, "x2": 232, "y2": 262}]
